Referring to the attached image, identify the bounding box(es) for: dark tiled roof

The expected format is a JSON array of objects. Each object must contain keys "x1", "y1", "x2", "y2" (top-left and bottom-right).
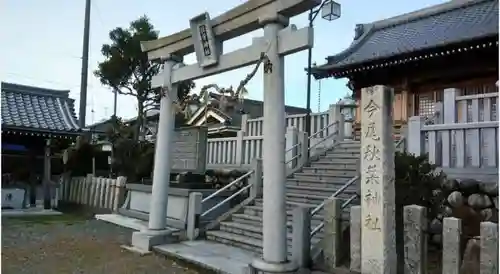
[
  {"x1": 206, "y1": 92, "x2": 308, "y2": 126},
  {"x1": 1, "y1": 82, "x2": 80, "y2": 134},
  {"x1": 313, "y1": 0, "x2": 499, "y2": 78}
]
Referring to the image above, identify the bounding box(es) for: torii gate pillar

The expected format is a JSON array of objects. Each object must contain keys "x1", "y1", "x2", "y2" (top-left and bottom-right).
[{"x1": 250, "y1": 14, "x2": 297, "y2": 273}]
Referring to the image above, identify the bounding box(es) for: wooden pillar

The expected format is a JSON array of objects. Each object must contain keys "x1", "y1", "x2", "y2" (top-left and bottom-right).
[{"x1": 43, "y1": 139, "x2": 52, "y2": 209}]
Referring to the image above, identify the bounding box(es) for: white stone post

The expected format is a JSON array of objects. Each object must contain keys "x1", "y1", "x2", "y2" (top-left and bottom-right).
[
  {"x1": 186, "y1": 192, "x2": 202, "y2": 241},
  {"x1": 240, "y1": 113, "x2": 249, "y2": 134},
  {"x1": 252, "y1": 14, "x2": 296, "y2": 273},
  {"x1": 360, "y1": 85, "x2": 397, "y2": 273},
  {"x1": 113, "y1": 176, "x2": 127, "y2": 211},
  {"x1": 442, "y1": 217, "x2": 462, "y2": 274},
  {"x1": 324, "y1": 197, "x2": 343, "y2": 270},
  {"x1": 84, "y1": 174, "x2": 93, "y2": 205},
  {"x1": 407, "y1": 116, "x2": 424, "y2": 156},
  {"x1": 291, "y1": 205, "x2": 311, "y2": 269},
  {"x1": 337, "y1": 113, "x2": 345, "y2": 144},
  {"x1": 350, "y1": 205, "x2": 362, "y2": 272},
  {"x1": 298, "y1": 131, "x2": 309, "y2": 167},
  {"x1": 480, "y1": 221, "x2": 499, "y2": 273},
  {"x1": 443, "y1": 88, "x2": 457, "y2": 123},
  {"x1": 249, "y1": 158, "x2": 263, "y2": 200},
  {"x1": 403, "y1": 205, "x2": 427, "y2": 274},
  {"x1": 148, "y1": 56, "x2": 179, "y2": 230},
  {"x1": 328, "y1": 104, "x2": 343, "y2": 143},
  {"x1": 285, "y1": 127, "x2": 299, "y2": 170},
  {"x1": 235, "y1": 130, "x2": 245, "y2": 166}
]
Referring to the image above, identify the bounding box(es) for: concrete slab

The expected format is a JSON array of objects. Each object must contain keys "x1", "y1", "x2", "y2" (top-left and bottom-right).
[
  {"x1": 2, "y1": 207, "x2": 62, "y2": 217},
  {"x1": 154, "y1": 240, "x2": 256, "y2": 274},
  {"x1": 95, "y1": 213, "x2": 149, "y2": 231}
]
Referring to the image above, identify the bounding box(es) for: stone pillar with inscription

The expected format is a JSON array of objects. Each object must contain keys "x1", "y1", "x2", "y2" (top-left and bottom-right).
[{"x1": 360, "y1": 85, "x2": 397, "y2": 273}]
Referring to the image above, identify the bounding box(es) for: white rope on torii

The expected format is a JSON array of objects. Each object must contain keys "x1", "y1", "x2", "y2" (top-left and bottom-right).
[{"x1": 166, "y1": 51, "x2": 271, "y2": 120}]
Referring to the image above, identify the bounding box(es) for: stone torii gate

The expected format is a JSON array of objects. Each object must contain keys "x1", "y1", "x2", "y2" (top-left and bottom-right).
[{"x1": 131, "y1": 0, "x2": 321, "y2": 272}]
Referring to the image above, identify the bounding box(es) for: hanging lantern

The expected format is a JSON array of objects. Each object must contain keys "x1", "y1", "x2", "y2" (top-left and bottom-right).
[{"x1": 321, "y1": 0, "x2": 341, "y2": 21}]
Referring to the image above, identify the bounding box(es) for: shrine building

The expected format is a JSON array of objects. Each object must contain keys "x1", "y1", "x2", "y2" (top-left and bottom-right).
[
  {"x1": 1, "y1": 82, "x2": 81, "y2": 180},
  {"x1": 312, "y1": 0, "x2": 498, "y2": 137}
]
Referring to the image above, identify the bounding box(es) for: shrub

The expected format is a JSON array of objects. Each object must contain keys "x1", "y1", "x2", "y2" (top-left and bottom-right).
[
  {"x1": 395, "y1": 151, "x2": 444, "y2": 220},
  {"x1": 65, "y1": 138, "x2": 95, "y2": 177}
]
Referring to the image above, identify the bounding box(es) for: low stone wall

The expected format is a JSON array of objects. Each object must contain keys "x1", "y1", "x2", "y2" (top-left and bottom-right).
[
  {"x1": 323, "y1": 200, "x2": 499, "y2": 274},
  {"x1": 139, "y1": 169, "x2": 251, "y2": 192},
  {"x1": 430, "y1": 178, "x2": 498, "y2": 246}
]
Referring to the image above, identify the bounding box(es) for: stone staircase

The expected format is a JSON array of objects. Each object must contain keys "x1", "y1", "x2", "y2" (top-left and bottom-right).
[{"x1": 206, "y1": 140, "x2": 361, "y2": 257}]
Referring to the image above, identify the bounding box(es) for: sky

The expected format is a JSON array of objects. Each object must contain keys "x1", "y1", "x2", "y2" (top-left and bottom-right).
[{"x1": 0, "y1": 0, "x2": 447, "y2": 126}]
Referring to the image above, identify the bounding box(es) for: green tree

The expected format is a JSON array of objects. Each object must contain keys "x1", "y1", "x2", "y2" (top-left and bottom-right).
[{"x1": 95, "y1": 16, "x2": 195, "y2": 140}]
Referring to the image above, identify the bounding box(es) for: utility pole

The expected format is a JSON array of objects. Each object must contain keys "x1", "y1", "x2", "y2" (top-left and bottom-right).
[
  {"x1": 78, "y1": 0, "x2": 91, "y2": 128},
  {"x1": 113, "y1": 88, "x2": 118, "y2": 117}
]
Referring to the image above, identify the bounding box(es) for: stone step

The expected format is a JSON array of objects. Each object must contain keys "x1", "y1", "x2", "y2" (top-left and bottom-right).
[
  {"x1": 331, "y1": 146, "x2": 361, "y2": 152},
  {"x1": 254, "y1": 199, "x2": 317, "y2": 209},
  {"x1": 244, "y1": 205, "x2": 324, "y2": 220},
  {"x1": 206, "y1": 230, "x2": 300, "y2": 258},
  {"x1": 206, "y1": 230, "x2": 264, "y2": 255},
  {"x1": 231, "y1": 213, "x2": 325, "y2": 232},
  {"x1": 218, "y1": 221, "x2": 322, "y2": 245},
  {"x1": 244, "y1": 203, "x2": 354, "y2": 223},
  {"x1": 323, "y1": 153, "x2": 360, "y2": 159},
  {"x1": 287, "y1": 179, "x2": 352, "y2": 189},
  {"x1": 306, "y1": 163, "x2": 358, "y2": 171},
  {"x1": 286, "y1": 192, "x2": 357, "y2": 205},
  {"x1": 315, "y1": 158, "x2": 359, "y2": 165},
  {"x1": 311, "y1": 162, "x2": 358, "y2": 170},
  {"x1": 287, "y1": 185, "x2": 358, "y2": 199},
  {"x1": 287, "y1": 176, "x2": 356, "y2": 187},
  {"x1": 337, "y1": 142, "x2": 361, "y2": 149},
  {"x1": 301, "y1": 167, "x2": 358, "y2": 177},
  {"x1": 293, "y1": 173, "x2": 355, "y2": 182}
]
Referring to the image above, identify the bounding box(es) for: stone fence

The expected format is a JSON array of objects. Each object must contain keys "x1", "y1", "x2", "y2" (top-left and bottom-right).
[
  {"x1": 206, "y1": 104, "x2": 347, "y2": 168},
  {"x1": 59, "y1": 174, "x2": 127, "y2": 212},
  {"x1": 314, "y1": 198, "x2": 499, "y2": 273}
]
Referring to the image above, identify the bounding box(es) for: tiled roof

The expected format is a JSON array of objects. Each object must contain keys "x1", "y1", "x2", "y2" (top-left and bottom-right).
[
  {"x1": 1, "y1": 82, "x2": 80, "y2": 134},
  {"x1": 191, "y1": 93, "x2": 308, "y2": 127},
  {"x1": 313, "y1": 0, "x2": 499, "y2": 78}
]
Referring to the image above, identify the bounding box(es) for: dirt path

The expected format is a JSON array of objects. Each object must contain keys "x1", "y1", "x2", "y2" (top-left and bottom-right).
[{"x1": 2, "y1": 215, "x2": 203, "y2": 274}]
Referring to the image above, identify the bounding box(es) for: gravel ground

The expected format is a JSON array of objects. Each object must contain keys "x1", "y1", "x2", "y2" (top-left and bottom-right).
[{"x1": 2, "y1": 215, "x2": 204, "y2": 274}]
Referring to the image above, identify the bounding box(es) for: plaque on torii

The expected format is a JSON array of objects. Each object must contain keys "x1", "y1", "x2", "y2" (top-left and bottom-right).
[{"x1": 189, "y1": 12, "x2": 221, "y2": 68}]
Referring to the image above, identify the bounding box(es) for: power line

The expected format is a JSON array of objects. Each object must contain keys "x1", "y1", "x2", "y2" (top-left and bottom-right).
[
  {"x1": 1, "y1": 72, "x2": 90, "y2": 90},
  {"x1": 92, "y1": 1, "x2": 106, "y2": 27}
]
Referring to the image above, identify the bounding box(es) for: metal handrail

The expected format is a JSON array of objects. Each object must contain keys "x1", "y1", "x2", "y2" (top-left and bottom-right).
[
  {"x1": 310, "y1": 194, "x2": 358, "y2": 237},
  {"x1": 309, "y1": 136, "x2": 407, "y2": 238},
  {"x1": 201, "y1": 170, "x2": 254, "y2": 204},
  {"x1": 308, "y1": 121, "x2": 338, "y2": 140},
  {"x1": 201, "y1": 183, "x2": 253, "y2": 218},
  {"x1": 284, "y1": 121, "x2": 339, "y2": 165},
  {"x1": 285, "y1": 142, "x2": 301, "y2": 154},
  {"x1": 310, "y1": 176, "x2": 358, "y2": 216},
  {"x1": 284, "y1": 121, "x2": 339, "y2": 154},
  {"x1": 285, "y1": 148, "x2": 302, "y2": 165}
]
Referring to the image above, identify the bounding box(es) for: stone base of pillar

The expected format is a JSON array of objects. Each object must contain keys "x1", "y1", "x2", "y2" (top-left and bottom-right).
[
  {"x1": 124, "y1": 229, "x2": 176, "y2": 255},
  {"x1": 249, "y1": 258, "x2": 298, "y2": 273}
]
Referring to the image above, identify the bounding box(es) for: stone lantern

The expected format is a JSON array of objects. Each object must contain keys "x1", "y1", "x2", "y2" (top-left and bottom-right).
[{"x1": 338, "y1": 96, "x2": 357, "y2": 139}]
